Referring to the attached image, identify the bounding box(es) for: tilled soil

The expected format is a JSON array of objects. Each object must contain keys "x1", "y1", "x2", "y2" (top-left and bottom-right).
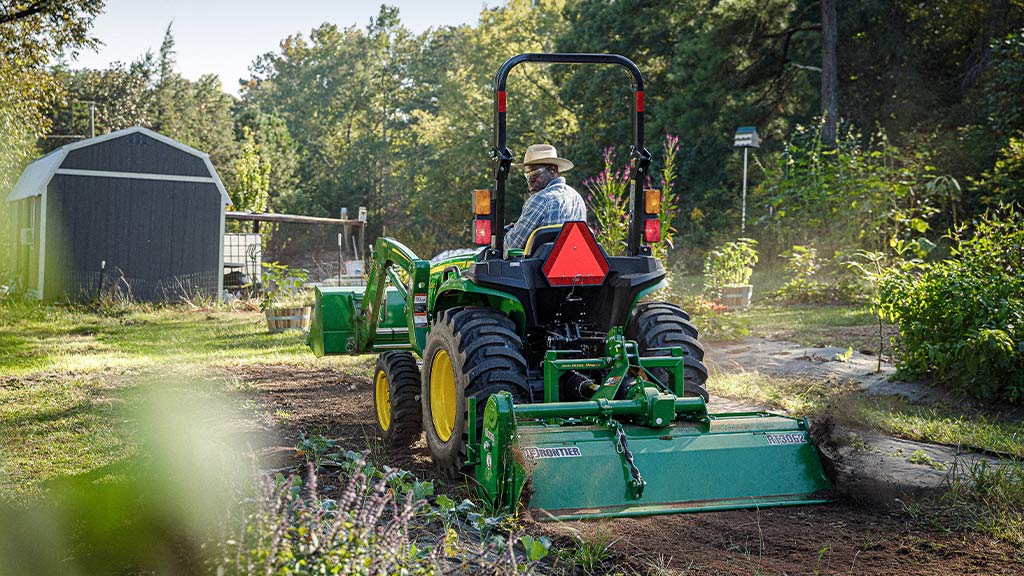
[{"x1": 238, "y1": 363, "x2": 1023, "y2": 575}]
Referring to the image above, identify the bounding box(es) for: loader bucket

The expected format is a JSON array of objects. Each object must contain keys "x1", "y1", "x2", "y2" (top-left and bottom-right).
[
  {"x1": 308, "y1": 286, "x2": 410, "y2": 356},
  {"x1": 475, "y1": 392, "x2": 831, "y2": 521}
]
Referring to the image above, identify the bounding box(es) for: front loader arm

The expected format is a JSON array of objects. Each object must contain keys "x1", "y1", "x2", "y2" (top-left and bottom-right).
[{"x1": 359, "y1": 237, "x2": 431, "y2": 355}]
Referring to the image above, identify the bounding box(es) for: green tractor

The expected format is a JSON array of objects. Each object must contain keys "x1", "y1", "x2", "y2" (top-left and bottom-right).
[{"x1": 309, "y1": 53, "x2": 830, "y2": 520}]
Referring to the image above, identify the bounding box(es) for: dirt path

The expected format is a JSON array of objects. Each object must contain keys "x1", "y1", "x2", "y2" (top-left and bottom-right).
[{"x1": 237, "y1": 362, "x2": 1023, "y2": 575}]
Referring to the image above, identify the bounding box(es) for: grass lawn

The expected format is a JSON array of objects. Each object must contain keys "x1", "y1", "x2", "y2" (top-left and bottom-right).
[
  {"x1": 0, "y1": 301, "x2": 366, "y2": 500},
  {"x1": 709, "y1": 371, "x2": 1024, "y2": 459},
  {"x1": 1, "y1": 297, "x2": 1018, "y2": 500}
]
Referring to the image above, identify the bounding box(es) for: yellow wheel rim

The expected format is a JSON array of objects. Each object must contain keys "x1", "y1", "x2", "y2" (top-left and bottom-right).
[
  {"x1": 430, "y1": 349, "x2": 457, "y2": 442},
  {"x1": 375, "y1": 370, "x2": 391, "y2": 431}
]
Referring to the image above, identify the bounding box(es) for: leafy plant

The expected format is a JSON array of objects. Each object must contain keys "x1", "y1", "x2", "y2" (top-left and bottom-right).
[
  {"x1": 558, "y1": 529, "x2": 616, "y2": 575},
  {"x1": 584, "y1": 146, "x2": 631, "y2": 255},
  {"x1": 585, "y1": 135, "x2": 682, "y2": 258},
  {"x1": 772, "y1": 245, "x2": 866, "y2": 305},
  {"x1": 261, "y1": 261, "x2": 309, "y2": 311},
  {"x1": 753, "y1": 122, "x2": 942, "y2": 256},
  {"x1": 878, "y1": 205, "x2": 1024, "y2": 402},
  {"x1": 651, "y1": 134, "x2": 681, "y2": 262},
  {"x1": 703, "y1": 238, "x2": 758, "y2": 295},
  {"x1": 296, "y1": 432, "x2": 338, "y2": 467}
]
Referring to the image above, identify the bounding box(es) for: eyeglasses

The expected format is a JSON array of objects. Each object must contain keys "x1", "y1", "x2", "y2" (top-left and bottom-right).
[{"x1": 523, "y1": 166, "x2": 547, "y2": 180}]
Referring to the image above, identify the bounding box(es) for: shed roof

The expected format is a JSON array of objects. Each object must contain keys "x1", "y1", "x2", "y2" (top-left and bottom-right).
[{"x1": 6, "y1": 126, "x2": 231, "y2": 204}]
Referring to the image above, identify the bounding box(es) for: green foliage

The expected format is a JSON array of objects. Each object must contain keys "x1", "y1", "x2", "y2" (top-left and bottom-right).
[
  {"x1": 260, "y1": 262, "x2": 309, "y2": 310},
  {"x1": 879, "y1": 206, "x2": 1024, "y2": 402},
  {"x1": 653, "y1": 134, "x2": 681, "y2": 261},
  {"x1": 149, "y1": 25, "x2": 239, "y2": 189},
  {"x1": 215, "y1": 464, "x2": 436, "y2": 575},
  {"x1": 703, "y1": 238, "x2": 758, "y2": 294},
  {"x1": 295, "y1": 432, "x2": 337, "y2": 467},
  {"x1": 584, "y1": 146, "x2": 630, "y2": 255},
  {"x1": 981, "y1": 29, "x2": 1024, "y2": 135},
  {"x1": 754, "y1": 123, "x2": 942, "y2": 255},
  {"x1": 557, "y1": 528, "x2": 615, "y2": 575},
  {"x1": 940, "y1": 457, "x2": 1024, "y2": 547},
  {"x1": 46, "y1": 61, "x2": 152, "y2": 144},
  {"x1": 772, "y1": 245, "x2": 866, "y2": 304},
  {"x1": 232, "y1": 126, "x2": 271, "y2": 212},
  {"x1": 970, "y1": 135, "x2": 1024, "y2": 208},
  {"x1": 584, "y1": 136, "x2": 682, "y2": 257}
]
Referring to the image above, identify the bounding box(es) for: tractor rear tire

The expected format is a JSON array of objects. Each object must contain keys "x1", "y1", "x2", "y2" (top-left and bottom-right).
[
  {"x1": 373, "y1": 351, "x2": 423, "y2": 448},
  {"x1": 421, "y1": 307, "x2": 528, "y2": 479},
  {"x1": 627, "y1": 301, "x2": 710, "y2": 401}
]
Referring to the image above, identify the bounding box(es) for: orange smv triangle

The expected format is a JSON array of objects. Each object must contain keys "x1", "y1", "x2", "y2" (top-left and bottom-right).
[{"x1": 541, "y1": 221, "x2": 609, "y2": 286}]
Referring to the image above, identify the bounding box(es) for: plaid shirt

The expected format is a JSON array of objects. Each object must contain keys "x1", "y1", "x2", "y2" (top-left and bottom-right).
[{"x1": 504, "y1": 177, "x2": 587, "y2": 251}]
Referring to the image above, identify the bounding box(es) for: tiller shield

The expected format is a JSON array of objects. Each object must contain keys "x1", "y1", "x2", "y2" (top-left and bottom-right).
[{"x1": 470, "y1": 332, "x2": 831, "y2": 521}]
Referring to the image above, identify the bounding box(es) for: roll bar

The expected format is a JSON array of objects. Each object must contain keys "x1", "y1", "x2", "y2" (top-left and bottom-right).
[{"x1": 487, "y1": 53, "x2": 651, "y2": 257}]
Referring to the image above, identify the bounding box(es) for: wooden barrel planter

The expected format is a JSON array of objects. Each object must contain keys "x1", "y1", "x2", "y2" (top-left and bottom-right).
[
  {"x1": 265, "y1": 306, "x2": 311, "y2": 333},
  {"x1": 721, "y1": 284, "x2": 753, "y2": 311}
]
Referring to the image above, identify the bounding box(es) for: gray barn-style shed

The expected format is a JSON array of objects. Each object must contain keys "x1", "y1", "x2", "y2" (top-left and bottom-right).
[{"x1": 7, "y1": 127, "x2": 231, "y2": 301}]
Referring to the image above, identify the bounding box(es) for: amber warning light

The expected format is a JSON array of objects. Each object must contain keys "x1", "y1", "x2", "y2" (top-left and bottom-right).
[
  {"x1": 643, "y1": 188, "x2": 662, "y2": 243},
  {"x1": 541, "y1": 221, "x2": 609, "y2": 286}
]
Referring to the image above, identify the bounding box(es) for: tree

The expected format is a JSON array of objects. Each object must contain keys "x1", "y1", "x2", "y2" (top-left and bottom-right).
[
  {"x1": 46, "y1": 61, "x2": 152, "y2": 149},
  {"x1": 149, "y1": 24, "x2": 239, "y2": 190},
  {"x1": 820, "y1": 0, "x2": 838, "y2": 146},
  {"x1": 232, "y1": 127, "x2": 271, "y2": 213},
  {"x1": 1, "y1": 0, "x2": 105, "y2": 186}
]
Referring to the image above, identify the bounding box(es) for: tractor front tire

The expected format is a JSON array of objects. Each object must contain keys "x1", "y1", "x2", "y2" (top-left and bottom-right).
[
  {"x1": 421, "y1": 307, "x2": 528, "y2": 479},
  {"x1": 373, "y1": 351, "x2": 423, "y2": 448},
  {"x1": 627, "y1": 302, "x2": 710, "y2": 401}
]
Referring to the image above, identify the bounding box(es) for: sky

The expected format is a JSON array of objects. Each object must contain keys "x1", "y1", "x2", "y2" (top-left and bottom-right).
[{"x1": 70, "y1": 0, "x2": 499, "y2": 94}]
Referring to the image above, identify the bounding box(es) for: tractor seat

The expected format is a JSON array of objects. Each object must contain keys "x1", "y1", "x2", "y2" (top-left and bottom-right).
[{"x1": 523, "y1": 224, "x2": 564, "y2": 257}]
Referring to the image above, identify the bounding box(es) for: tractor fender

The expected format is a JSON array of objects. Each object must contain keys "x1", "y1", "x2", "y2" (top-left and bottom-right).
[
  {"x1": 431, "y1": 277, "x2": 527, "y2": 335},
  {"x1": 629, "y1": 279, "x2": 668, "y2": 312}
]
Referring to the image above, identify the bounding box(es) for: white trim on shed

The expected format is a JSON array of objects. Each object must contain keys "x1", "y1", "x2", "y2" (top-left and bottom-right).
[{"x1": 5, "y1": 126, "x2": 232, "y2": 205}]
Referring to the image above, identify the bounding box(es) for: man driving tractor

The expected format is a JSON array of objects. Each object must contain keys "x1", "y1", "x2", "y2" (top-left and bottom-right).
[{"x1": 503, "y1": 144, "x2": 586, "y2": 251}]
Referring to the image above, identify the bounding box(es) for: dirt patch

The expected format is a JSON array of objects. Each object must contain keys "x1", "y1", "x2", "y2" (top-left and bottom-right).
[
  {"x1": 233, "y1": 364, "x2": 434, "y2": 480},
  {"x1": 235, "y1": 362, "x2": 1023, "y2": 575},
  {"x1": 755, "y1": 322, "x2": 899, "y2": 358},
  {"x1": 536, "y1": 503, "x2": 1022, "y2": 575}
]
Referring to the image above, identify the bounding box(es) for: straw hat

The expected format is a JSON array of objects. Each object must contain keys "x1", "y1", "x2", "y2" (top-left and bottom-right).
[{"x1": 518, "y1": 144, "x2": 574, "y2": 172}]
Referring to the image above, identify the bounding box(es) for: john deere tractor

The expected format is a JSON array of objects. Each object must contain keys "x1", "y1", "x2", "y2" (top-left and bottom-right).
[{"x1": 309, "y1": 53, "x2": 830, "y2": 520}]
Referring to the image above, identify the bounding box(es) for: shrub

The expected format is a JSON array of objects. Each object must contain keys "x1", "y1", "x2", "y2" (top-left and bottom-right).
[
  {"x1": 771, "y1": 245, "x2": 865, "y2": 304},
  {"x1": 879, "y1": 206, "x2": 1024, "y2": 402},
  {"x1": 753, "y1": 122, "x2": 942, "y2": 256},
  {"x1": 261, "y1": 261, "x2": 309, "y2": 310},
  {"x1": 703, "y1": 238, "x2": 758, "y2": 296}
]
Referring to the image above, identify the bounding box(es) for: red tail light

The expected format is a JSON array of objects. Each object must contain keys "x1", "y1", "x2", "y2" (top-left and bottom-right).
[
  {"x1": 542, "y1": 221, "x2": 608, "y2": 286},
  {"x1": 474, "y1": 219, "x2": 491, "y2": 245},
  {"x1": 644, "y1": 217, "x2": 661, "y2": 243}
]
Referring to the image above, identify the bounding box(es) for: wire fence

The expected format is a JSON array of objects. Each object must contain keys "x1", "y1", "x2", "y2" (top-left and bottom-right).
[{"x1": 224, "y1": 215, "x2": 367, "y2": 297}]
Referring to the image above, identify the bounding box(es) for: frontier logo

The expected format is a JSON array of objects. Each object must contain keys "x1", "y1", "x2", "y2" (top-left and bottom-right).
[{"x1": 521, "y1": 446, "x2": 582, "y2": 460}]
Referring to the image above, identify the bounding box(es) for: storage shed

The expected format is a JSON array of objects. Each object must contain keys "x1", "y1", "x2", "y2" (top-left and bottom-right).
[{"x1": 7, "y1": 127, "x2": 231, "y2": 301}]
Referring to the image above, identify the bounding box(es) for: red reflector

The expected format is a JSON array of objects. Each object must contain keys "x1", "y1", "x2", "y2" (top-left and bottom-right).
[
  {"x1": 636, "y1": 90, "x2": 645, "y2": 113},
  {"x1": 498, "y1": 91, "x2": 507, "y2": 113},
  {"x1": 474, "y1": 219, "x2": 491, "y2": 245},
  {"x1": 644, "y1": 217, "x2": 661, "y2": 243},
  {"x1": 542, "y1": 221, "x2": 609, "y2": 286}
]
